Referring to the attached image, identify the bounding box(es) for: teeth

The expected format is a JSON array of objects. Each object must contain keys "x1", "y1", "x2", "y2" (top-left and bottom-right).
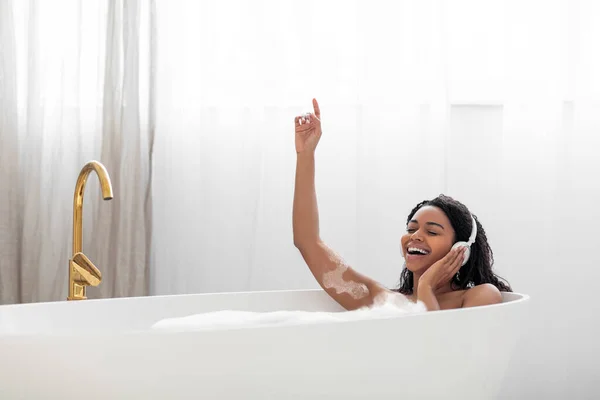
[{"x1": 408, "y1": 247, "x2": 429, "y2": 255}]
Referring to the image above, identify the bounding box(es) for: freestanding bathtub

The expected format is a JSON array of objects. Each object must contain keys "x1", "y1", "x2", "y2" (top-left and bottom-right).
[{"x1": 0, "y1": 289, "x2": 529, "y2": 399}]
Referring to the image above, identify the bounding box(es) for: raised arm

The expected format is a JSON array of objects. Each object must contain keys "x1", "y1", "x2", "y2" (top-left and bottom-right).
[{"x1": 292, "y1": 99, "x2": 389, "y2": 310}]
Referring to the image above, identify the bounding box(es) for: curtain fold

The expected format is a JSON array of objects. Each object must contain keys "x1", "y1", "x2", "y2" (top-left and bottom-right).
[
  {"x1": 0, "y1": 0, "x2": 21, "y2": 304},
  {"x1": 87, "y1": 0, "x2": 154, "y2": 299}
]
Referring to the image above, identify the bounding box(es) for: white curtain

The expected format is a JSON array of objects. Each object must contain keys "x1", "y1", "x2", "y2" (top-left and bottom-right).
[
  {"x1": 0, "y1": 0, "x2": 153, "y2": 303},
  {"x1": 151, "y1": 0, "x2": 600, "y2": 398}
]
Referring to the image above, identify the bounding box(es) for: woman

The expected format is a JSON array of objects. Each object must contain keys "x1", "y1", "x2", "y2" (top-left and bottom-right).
[{"x1": 292, "y1": 98, "x2": 512, "y2": 311}]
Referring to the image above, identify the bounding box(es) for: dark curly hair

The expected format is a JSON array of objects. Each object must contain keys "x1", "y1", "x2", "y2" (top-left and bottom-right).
[{"x1": 396, "y1": 194, "x2": 512, "y2": 295}]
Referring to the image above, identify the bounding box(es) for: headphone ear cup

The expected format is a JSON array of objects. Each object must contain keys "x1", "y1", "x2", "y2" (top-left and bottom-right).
[
  {"x1": 451, "y1": 242, "x2": 471, "y2": 266},
  {"x1": 461, "y1": 247, "x2": 471, "y2": 266}
]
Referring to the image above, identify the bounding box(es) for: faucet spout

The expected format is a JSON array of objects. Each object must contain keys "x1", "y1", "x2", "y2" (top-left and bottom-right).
[{"x1": 68, "y1": 160, "x2": 113, "y2": 301}]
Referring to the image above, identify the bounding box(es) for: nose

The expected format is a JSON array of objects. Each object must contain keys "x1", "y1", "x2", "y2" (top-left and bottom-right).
[{"x1": 411, "y1": 230, "x2": 424, "y2": 241}]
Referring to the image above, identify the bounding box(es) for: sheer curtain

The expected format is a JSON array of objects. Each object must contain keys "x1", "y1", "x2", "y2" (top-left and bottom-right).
[
  {"x1": 151, "y1": 0, "x2": 600, "y2": 296},
  {"x1": 151, "y1": 1, "x2": 599, "y2": 398},
  {"x1": 0, "y1": 0, "x2": 154, "y2": 303},
  {"x1": 151, "y1": 0, "x2": 451, "y2": 295}
]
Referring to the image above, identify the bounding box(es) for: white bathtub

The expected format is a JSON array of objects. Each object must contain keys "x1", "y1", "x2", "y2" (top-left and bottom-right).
[{"x1": 0, "y1": 289, "x2": 529, "y2": 399}]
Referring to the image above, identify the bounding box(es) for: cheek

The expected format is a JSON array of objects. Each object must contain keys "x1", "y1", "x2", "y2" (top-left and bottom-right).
[
  {"x1": 400, "y1": 234, "x2": 410, "y2": 247},
  {"x1": 429, "y1": 238, "x2": 453, "y2": 259},
  {"x1": 399, "y1": 235, "x2": 410, "y2": 255}
]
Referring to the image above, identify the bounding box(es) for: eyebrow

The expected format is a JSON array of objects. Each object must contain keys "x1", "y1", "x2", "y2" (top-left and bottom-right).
[{"x1": 409, "y1": 220, "x2": 445, "y2": 230}]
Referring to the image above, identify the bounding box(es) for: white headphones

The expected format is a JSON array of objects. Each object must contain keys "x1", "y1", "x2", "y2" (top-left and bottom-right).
[{"x1": 451, "y1": 214, "x2": 477, "y2": 266}]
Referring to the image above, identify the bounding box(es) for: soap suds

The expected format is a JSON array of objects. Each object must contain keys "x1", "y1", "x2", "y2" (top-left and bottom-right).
[{"x1": 151, "y1": 292, "x2": 426, "y2": 332}]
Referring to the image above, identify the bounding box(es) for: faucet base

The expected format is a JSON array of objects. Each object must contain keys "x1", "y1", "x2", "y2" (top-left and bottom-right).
[{"x1": 67, "y1": 282, "x2": 87, "y2": 301}]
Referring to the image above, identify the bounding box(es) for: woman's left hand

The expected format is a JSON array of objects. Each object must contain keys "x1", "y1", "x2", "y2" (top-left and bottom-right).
[{"x1": 419, "y1": 246, "x2": 466, "y2": 291}]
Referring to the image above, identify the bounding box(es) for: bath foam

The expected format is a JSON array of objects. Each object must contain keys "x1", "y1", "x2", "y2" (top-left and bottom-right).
[{"x1": 151, "y1": 292, "x2": 426, "y2": 332}]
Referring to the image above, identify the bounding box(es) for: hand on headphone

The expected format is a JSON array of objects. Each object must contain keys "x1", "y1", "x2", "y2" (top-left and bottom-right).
[{"x1": 419, "y1": 246, "x2": 467, "y2": 291}]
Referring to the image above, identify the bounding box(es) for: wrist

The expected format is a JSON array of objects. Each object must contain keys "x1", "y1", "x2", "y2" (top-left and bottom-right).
[
  {"x1": 417, "y1": 280, "x2": 433, "y2": 292},
  {"x1": 296, "y1": 151, "x2": 315, "y2": 160}
]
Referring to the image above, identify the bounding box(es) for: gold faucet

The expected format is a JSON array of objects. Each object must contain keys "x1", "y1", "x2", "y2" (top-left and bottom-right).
[{"x1": 67, "y1": 161, "x2": 113, "y2": 301}]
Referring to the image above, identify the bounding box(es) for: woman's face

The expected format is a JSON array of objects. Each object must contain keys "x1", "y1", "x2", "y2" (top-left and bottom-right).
[{"x1": 400, "y1": 205, "x2": 456, "y2": 274}]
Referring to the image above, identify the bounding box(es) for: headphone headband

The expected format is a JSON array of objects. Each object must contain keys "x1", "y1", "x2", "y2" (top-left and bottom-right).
[{"x1": 467, "y1": 214, "x2": 477, "y2": 245}]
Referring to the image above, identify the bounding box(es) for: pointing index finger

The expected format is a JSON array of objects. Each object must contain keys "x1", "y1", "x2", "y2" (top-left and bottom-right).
[{"x1": 312, "y1": 98, "x2": 321, "y2": 119}]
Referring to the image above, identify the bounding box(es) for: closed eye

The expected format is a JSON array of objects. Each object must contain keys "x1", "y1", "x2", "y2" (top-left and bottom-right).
[{"x1": 407, "y1": 226, "x2": 439, "y2": 235}]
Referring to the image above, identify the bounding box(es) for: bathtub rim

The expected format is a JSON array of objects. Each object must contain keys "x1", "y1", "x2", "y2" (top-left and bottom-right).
[
  {"x1": 0, "y1": 287, "x2": 529, "y2": 311},
  {"x1": 0, "y1": 289, "x2": 530, "y2": 339}
]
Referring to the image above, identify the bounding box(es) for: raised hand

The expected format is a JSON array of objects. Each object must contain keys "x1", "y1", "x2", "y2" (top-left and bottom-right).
[{"x1": 294, "y1": 98, "x2": 322, "y2": 154}]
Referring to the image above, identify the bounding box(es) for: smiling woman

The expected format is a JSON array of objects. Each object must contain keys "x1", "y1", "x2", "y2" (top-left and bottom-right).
[
  {"x1": 397, "y1": 195, "x2": 512, "y2": 311},
  {"x1": 292, "y1": 99, "x2": 512, "y2": 312}
]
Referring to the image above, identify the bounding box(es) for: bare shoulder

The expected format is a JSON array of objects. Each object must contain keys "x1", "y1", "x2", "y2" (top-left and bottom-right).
[{"x1": 461, "y1": 283, "x2": 503, "y2": 308}]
